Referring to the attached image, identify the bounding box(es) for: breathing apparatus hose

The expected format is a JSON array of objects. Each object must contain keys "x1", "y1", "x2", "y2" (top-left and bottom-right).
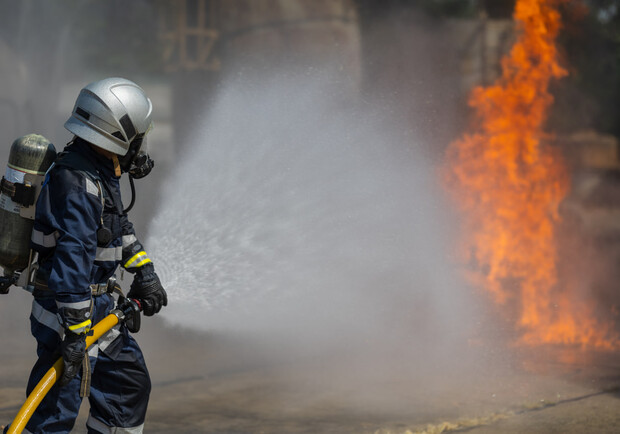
[
  {"x1": 7, "y1": 299, "x2": 141, "y2": 434},
  {"x1": 123, "y1": 176, "x2": 136, "y2": 214}
]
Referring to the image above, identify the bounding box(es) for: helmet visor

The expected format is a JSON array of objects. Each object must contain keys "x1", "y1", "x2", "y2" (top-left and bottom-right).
[{"x1": 119, "y1": 135, "x2": 155, "y2": 178}]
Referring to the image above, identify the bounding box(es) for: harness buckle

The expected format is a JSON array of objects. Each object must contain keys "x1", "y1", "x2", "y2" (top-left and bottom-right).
[{"x1": 1, "y1": 176, "x2": 35, "y2": 206}]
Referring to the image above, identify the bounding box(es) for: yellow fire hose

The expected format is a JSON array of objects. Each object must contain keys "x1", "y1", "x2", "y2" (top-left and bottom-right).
[{"x1": 8, "y1": 300, "x2": 141, "y2": 434}]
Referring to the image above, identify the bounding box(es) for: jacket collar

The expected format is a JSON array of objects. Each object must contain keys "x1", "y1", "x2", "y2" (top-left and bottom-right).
[{"x1": 67, "y1": 138, "x2": 118, "y2": 179}]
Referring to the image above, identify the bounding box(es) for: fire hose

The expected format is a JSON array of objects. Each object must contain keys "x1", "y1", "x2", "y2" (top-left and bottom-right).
[{"x1": 7, "y1": 298, "x2": 142, "y2": 434}]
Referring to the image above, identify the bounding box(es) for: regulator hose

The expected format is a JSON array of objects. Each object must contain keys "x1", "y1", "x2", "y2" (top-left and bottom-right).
[
  {"x1": 123, "y1": 175, "x2": 136, "y2": 213},
  {"x1": 7, "y1": 300, "x2": 141, "y2": 434}
]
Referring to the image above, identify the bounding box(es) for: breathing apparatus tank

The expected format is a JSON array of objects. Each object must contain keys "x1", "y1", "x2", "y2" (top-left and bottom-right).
[{"x1": 0, "y1": 134, "x2": 56, "y2": 288}]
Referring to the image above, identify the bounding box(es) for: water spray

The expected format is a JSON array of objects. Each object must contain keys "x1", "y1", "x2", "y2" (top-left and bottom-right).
[{"x1": 144, "y1": 73, "x2": 478, "y2": 396}]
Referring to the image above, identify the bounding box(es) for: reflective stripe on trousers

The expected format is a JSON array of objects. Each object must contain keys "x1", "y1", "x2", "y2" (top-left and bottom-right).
[{"x1": 86, "y1": 415, "x2": 144, "y2": 433}]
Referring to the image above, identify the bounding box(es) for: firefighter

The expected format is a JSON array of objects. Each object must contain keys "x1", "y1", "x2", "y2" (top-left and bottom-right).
[{"x1": 13, "y1": 78, "x2": 167, "y2": 433}]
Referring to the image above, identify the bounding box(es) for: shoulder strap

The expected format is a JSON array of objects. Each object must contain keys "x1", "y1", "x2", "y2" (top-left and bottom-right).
[
  {"x1": 54, "y1": 149, "x2": 101, "y2": 182},
  {"x1": 54, "y1": 147, "x2": 124, "y2": 214}
]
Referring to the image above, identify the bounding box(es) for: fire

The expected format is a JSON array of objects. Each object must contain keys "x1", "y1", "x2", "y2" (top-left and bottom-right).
[{"x1": 444, "y1": 0, "x2": 619, "y2": 349}]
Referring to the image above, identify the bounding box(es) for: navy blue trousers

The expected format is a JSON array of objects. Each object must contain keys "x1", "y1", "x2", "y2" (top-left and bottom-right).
[{"x1": 17, "y1": 293, "x2": 150, "y2": 434}]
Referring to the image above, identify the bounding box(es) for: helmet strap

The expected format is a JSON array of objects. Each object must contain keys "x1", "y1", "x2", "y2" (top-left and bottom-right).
[{"x1": 111, "y1": 155, "x2": 121, "y2": 177}]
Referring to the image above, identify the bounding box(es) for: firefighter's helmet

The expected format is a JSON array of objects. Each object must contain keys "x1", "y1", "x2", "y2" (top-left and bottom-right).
[{"x1": 64, "y1": 77, "x2": 153, "y2": 156}]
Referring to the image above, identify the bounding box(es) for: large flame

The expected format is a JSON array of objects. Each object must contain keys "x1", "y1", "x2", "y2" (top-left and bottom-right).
[{"x1": 444, "y1": 0, "x2": 619, "y2": 349}]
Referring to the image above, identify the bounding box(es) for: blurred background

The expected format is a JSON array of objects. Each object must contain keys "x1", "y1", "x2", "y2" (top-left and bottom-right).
[
  {"x1": 0, "y1": 0, "x2": 615, "y2": 159},
  {"x1": 0, "y1": 0, "x2": 618, "y2": 235},
  {"x1": 0, "y1": 1, "x2": 619, "y2": 432}
]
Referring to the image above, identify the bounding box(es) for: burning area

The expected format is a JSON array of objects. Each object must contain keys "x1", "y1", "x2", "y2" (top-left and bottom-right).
[{"x1": 444, "y1": 0, "x2": 620, "y2": 350}]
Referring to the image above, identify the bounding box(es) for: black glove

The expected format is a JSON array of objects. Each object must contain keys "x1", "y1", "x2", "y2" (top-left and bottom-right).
[
  {"x1": 128, "y1": 265, "x2": 167, "y2": 317},
  {"x1": 59, "y1": 331, "x2": 86, "y2": 387}
]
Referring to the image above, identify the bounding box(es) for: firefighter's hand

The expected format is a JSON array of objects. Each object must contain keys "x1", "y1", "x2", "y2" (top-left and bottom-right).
[
  {"x1": 128, "y1": 269, "x2": 168, "y2": 317},
  {"x1": 59, "y1": 331, "x2": 86, "y2": 387}
]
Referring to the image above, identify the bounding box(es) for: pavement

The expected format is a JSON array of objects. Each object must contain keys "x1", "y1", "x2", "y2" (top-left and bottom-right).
[{"x1": 2, "y1": 289, "x2": 620, "y2": 433}]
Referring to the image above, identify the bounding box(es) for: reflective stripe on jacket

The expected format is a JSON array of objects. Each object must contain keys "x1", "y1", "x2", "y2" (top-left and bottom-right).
[{"x1": 31, "y1": 139, "x2": 150, "y2": 310}]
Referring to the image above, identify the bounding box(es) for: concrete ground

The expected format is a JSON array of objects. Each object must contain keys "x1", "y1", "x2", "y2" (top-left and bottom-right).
[{"x1": 2, "y1": 289, "x2": 620, "y2": 434}]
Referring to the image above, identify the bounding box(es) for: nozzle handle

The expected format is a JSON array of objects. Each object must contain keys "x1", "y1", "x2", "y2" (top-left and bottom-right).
[{"x1": 114, "y1": 298, "x2": 142, "y2": 333}]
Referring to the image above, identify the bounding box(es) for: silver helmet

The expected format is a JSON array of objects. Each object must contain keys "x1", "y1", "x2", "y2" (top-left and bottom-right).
[{"x1": 64, "y1": 77, "x2": 153, "y2": 156}]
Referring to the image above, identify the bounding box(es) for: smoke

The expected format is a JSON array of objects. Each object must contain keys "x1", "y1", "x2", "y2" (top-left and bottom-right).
[
  {"x1": 145, "y1": 71, "x2": 487, "y2": 404},
  {"x1": 0, "y1": 2, "x2": 530, "y2": 425}
]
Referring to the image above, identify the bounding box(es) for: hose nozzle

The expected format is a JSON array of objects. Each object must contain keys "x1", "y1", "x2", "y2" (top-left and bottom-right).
[{"x1": 113, "y1": 297, "x2": 142, "y2": 333}]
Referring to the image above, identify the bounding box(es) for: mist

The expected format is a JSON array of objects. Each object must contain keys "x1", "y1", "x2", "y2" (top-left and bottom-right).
[{"x1": 140, "y1": 70, "x2": 494, "y2": 409}]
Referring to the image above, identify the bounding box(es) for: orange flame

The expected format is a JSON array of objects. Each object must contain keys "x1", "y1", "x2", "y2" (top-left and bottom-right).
[{"x1": 444, "y1": 0, "x2": 619, "y2": 349}]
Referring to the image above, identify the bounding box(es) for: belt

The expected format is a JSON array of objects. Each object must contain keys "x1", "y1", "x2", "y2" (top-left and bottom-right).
[
  {"x1": 33, "y1": 279, "x2": 115, "y2": 296},
  {"x1": 90, "y1": 282, "x2": 111, "y2": 296}
]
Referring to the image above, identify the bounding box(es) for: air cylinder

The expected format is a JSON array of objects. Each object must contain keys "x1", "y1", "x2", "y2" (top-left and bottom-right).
[{"x1": 0, "y1": 134, "x2": 56, "y2": 274}]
